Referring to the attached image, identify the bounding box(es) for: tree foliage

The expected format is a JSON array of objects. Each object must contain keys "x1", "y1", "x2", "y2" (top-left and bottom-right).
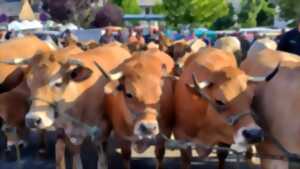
[
  {"x1": 162, "y1": 0, "x2": 229, "y2": 27},
  {"x1": 43, "y1": 0, "x2": 101, "y2": 27},
  {"x1": 238, "y1": 0, "x2": 275, "y2": 27},
  {"x1": 121, "y1": 0, "x2": 141, "y2": 14},
  {"x1": 93, "y1": 3, "x2": 124, "y2": 28},
  {"x1": 277, "y1": 0, "x2": 300, "y2": 25},
  {"x1": 212, "y1": 4, "x2": 235, "y2": 30}
]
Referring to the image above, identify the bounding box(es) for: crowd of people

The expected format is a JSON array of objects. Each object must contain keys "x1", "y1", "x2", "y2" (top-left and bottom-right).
[{"x1": 95, "y1": 19, "x2": 300, "y2": 57}]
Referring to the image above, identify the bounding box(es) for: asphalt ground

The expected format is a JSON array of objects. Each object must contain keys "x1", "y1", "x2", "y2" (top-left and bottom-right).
[{"x1": 0, "y1": 145, "x2": 260, "y2": 169}]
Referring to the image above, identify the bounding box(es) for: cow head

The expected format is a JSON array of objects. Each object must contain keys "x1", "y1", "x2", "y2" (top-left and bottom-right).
[
  {"x1": 166, "y1": 41, "x2": 192, "y2": 64},
  {"x1": 2, "y1": 53, "x2": 93, "y2": 130},
  {"x1": 95, "y1": 57, "x2": 168, "y2": 152},
  {"x1": 188, "y1": 65, "x2": 278, "y2": 151}
]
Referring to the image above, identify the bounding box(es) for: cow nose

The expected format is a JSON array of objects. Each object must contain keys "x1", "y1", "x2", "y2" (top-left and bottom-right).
[
  {"x1": 139, "y1": 123, "x2": 157, "y2": 135},
  {"x1": 242, "y1": 128, "x2": 264, "y2": 144},
  {"x1": 26, "y1": 117, "x2": 42, "y2": 128}
]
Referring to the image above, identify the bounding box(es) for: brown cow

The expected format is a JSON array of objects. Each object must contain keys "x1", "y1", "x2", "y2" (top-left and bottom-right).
[
  {"x1": 0, "y1": 36, "x2": 54, "y2": 93},
  {"x1": 0, "y1": 45, "x2": 83, "y2": 161},
  {"x1": 2, "y1": 44, "x2": 131, "y2": 168},
  {"x1": 241, "y1": 49, "x2": 300, "y2": 169},
  {"x1": 174, "y1": 48, "x2": 278, "y2": 169},
  {"x1": 94, "y1": 49, "x2": 175, "y2": 169}
]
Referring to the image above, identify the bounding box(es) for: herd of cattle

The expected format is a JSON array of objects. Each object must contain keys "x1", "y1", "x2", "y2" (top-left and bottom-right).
[{"x1": 0, "y1": 31, "x2": 299, "y2": 169}]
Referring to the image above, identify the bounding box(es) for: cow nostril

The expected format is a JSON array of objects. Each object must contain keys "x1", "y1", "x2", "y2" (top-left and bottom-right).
[
  {"x1": 242, "y1": 129, "x2": 264, "y2": 144},
  {"x1": 139, "y1": 123, "x2": 148, "y2": 133},
  {"x1": 35, "y1": 118, "x2": 41, "y2": 125}
]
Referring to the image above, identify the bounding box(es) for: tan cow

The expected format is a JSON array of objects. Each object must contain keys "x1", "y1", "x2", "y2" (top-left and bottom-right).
[
  {"x1": 93, "y1": 49, "x2": 174, "y2": 169},
  {"x1": 214, "y1": 36, "x2": 243, "y2": 64},
  {"x1": 240, "y1": 49, "x2": 300, "y2": 169},
  {"x1": 174, "y1": 48, "x2": 278, "y2": 169},
  {"x1": 0, "y1": 36, "x2": 54, "y2": 93},
  {"x1": 0, "y1": 45, "x2": 83, "y2": 162},
  {"x1": 2, "y1": 44, "x2": 131, "y2": 168},
  {"x1": 247, "y1": 38, "x2": 277, "y2": 58}
]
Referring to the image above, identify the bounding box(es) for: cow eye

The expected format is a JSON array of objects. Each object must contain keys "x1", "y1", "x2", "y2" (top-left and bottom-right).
[
  {"x1": 125, "y1": 93, "x2": 133, "y2": 98},
  {"x1": 215, "y1": 100, "x2": 226, "y2": 106},
  {"x1": 117, "y1": 84, "x2": 125, "y2": 91},
  {"x1": 54, "y1": 82, "x2": 64, "y2": 87},
  {"x1": 215, "y1": 100, "x2": 228, "y2": 112}
]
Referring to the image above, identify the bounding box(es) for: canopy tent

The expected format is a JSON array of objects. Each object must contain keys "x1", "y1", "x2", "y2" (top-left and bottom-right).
[
  {"x1": 19, "y1": 0, "x2": 36, "y2": 21},
  {"x1": 8, "y1": 20, "x2": 43, "y2": 31}
]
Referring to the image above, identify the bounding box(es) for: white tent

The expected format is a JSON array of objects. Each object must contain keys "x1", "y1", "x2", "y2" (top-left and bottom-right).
[{"x1": 8, "y1": 20, "x2": 43, "y2": 31}]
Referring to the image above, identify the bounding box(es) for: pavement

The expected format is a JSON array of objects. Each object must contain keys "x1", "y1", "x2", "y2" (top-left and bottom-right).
[{"x1": 0, "y1": 145, "x2": 260, "y2": 169}]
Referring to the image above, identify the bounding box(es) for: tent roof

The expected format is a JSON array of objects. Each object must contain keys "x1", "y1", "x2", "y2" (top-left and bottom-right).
[{"x1": 19, "y1": 0, "x2": 36, "y2": 21}]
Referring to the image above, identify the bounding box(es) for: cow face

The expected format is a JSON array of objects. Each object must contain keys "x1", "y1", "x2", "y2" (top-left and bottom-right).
[
  {"x1": 166, "y1": 42, "x2": 191, "y2": 63},
  {"x1": 96, "y1": 59, "x2": 166, "y2": 142},
  {"x1": 189, "y1": 65, "x2": 278, "y2": 151},
  {"x1": 24, "y1": 53, "x2": 92, "y2": 129}
]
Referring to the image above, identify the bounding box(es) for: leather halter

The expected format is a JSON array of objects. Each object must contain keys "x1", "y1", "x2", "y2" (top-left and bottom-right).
[{"x1": 28, "y1": 97, "x2": 102, "y2": 141}]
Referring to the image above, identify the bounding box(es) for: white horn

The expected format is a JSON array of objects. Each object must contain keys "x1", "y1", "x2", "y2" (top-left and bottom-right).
[
  {"x1": 94, "y1": 61, "x2": 123, "y2": 81},
  {"x1": 0, "y1": 58, "x2": 30, "y2": 65}
]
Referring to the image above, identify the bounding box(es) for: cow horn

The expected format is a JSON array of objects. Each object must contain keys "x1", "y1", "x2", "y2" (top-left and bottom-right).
[
  {"x1": 94, "y1": 61, "x2": 123, "y2": 81},
  {"x1": 248, "y1": 63, "x2": 280, "y2": 82},
  {"x1": 0, "y1": 58, "x2": 30, "y2": 65},
  {"x1": 192, "y1": 73, "x2": 211, "y2": 89},
  {"x1": 186, "y1": 73, "x2": 213, "y2": 103}
]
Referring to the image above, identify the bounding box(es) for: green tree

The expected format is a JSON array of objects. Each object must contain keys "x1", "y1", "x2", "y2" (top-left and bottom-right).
[
  {"x1": 163, "y1": 0, "x2": 229, "y2": 27},
  {"x1": 121, "y1": 0, "x2": 141, "y2": 14},
  {"x1": 238, "y1": 0, "x2": 275, "y2": 27},
  {"x1": 152, "y1": 3, "x2": 166, "y2": 14},
  {"x1": 277, "y1": 0, "x2": 300, "y2": 25},
  {"x1": 191, "y1": 0, "x2": 229, "y2": 27},
  {"x1": 111, "y1": 0, "x2": 123, "y2": 6},
  {"x1": 212, "y1": 4, "x2": 235, "y2": 30}
]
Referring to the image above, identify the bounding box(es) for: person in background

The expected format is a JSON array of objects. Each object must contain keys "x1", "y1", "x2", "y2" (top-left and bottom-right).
[
  {"x1": 277, "y1": 18, "x2": 300, "y2": 55},
  {"x1": 128, "y1": 29, "x2": 137, "y2": 43},
  {"x1": 238, "y1": 32, "x2": 251, "y2": 58},
  {"x1": 275, "y1": 28, "x2": 286, "y2": 44},
  {"x1": 200, "y1": 33, "x2": 211, "y2": 46},
  {"x1": 99, "y1": 27, "x2": 115, "y2": 44},
  {"x1": 136, "y1": 30, "x2": 145, "y2": 46}
]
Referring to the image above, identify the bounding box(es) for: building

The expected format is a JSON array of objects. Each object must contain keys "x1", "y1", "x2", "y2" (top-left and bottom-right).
[
  {"x1": 0, "y1": 0, "x2": 21, "y2": 17},
  {"x1": 139, "y1": 0, "x2": 162, "y2": 14}
]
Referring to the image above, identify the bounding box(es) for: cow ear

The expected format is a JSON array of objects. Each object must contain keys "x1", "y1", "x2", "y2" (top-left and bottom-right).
[{"x1": 69, "y1": 66, "x2": 93, "y2": 82}]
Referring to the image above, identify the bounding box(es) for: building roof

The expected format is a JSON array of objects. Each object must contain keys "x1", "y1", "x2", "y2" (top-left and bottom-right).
[{"x1": 19, "y1": 0, "x2": 36, "y2": 21}]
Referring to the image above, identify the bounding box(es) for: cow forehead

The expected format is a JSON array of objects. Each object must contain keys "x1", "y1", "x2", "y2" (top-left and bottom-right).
[
  {"x1": 215, "y1": 71, "x2": 248, "y2": 102},
  {"x1": 125, "y1": 74, "x2": 162, "y2": 105}
]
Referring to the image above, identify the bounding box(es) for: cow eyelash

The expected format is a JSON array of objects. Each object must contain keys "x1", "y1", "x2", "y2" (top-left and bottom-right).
[
  {"x1": 125, "y1": 93, "x2": 133, "y2": 98},
  {"x1": 54, "y1": 81, "x2": 64, "y2": 87},
  {"x1": 215, "y1": 100, "x2": 226, "y2": 106}
]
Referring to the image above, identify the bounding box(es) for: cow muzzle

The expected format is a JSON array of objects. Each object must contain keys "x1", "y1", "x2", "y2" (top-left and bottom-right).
[
  {"x1": 242, "y1": 128, "x2": 264, "y2": 144},
  {"x1": 134, "y1": 121, "x2": 159, "y2": 139},
  {"x1": 232, "y1": 125, "x2": 263, "y2": 152},
  {"x1": 25, "y1": 109, "x2": 55, "y2": 129}
]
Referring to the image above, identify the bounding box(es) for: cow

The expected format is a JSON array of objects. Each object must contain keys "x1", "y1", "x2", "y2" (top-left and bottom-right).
[
  {"x1": 214, "y1": 36, "x2": 243, "y2": 64},
  {"x1": 0, "y1": 45, "x2": 83, "y2": 161},
  {"x1": 0, "y1": 36, "x2": 55, "y2": 93},
  {"x1": 165, "y1": 40, "x2": 206, "y2": 76},
  {"x1": 240, "y1": 49, "x2": 300, "y2": 169},
  {"x1": 0, "y1": 35, "x2": 56, "y2": 158},
  {"x1": 173, "y1": 48, "x2": 279, "y2": 169},
  {"x1": 1, "y1": 44, "x2": 131, "y2": 169},
  {"x1": 247, "y1": 38, "x2": 277, "y2": 58},
  {"x1": 93, "y1": 48, "x2": 175, "y2": 169}
]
